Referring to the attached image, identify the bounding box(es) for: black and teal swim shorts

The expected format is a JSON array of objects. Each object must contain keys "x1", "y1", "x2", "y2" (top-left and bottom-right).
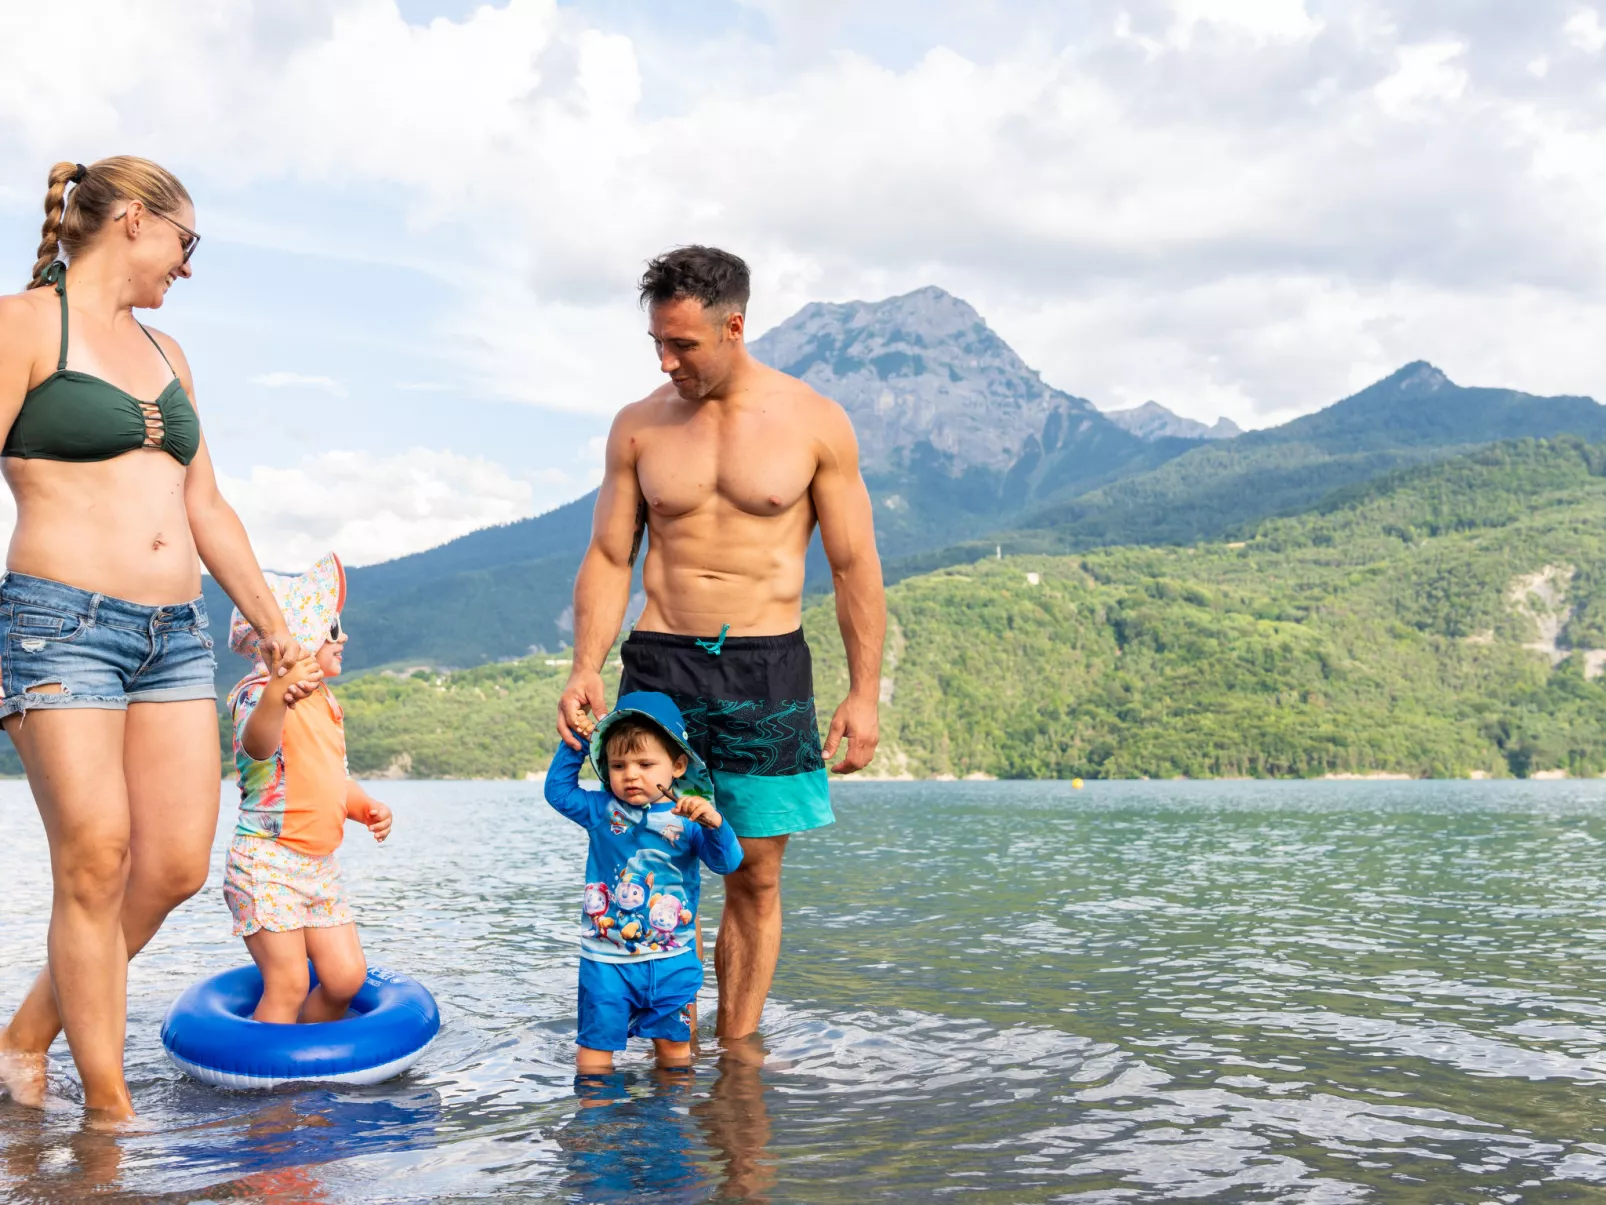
[{"x1": 618, "y1": 628, "x2": 832, "y2": 840}]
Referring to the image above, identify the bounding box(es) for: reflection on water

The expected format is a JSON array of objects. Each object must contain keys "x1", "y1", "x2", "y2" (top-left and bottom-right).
[{"x1": 7, "y1": 779, "x2": 1606, "y2": 1201}]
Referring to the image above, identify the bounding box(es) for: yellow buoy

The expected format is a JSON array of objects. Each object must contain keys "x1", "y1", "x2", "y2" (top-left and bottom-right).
[{"x1": 1072, "y1": 778, "x2": 1084, "y2": 789}]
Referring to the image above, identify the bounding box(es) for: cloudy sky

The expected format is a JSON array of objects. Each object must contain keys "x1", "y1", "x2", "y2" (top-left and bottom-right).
[{"x1": 1, "y1": 0, "x2": 1603, "y2": 567}]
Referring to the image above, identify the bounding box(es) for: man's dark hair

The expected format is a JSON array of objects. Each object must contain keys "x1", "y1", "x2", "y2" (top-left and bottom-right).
[{"x1": 639, "y1": 245, "x2": 750, "y2": 316}]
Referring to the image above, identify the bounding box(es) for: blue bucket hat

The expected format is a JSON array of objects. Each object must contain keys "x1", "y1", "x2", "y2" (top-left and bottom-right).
[{"x1": 589, "y1": 691, "x2": 713, "y2": 800}]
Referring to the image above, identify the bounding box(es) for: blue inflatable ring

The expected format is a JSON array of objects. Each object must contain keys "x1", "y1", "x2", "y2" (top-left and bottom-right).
[{"x1": 161, "y1": 964, "x2": 440, "y2": 1089}]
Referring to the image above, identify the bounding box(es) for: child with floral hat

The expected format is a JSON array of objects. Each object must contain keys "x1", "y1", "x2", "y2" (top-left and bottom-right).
[{"x1": 223, "y1": 551, "x2": 392, "y2": 1024}]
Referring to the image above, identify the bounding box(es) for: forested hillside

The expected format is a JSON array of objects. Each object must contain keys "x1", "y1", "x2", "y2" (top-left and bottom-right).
[{"x1": 317, "y1": 438, "x2": 1606, "y2": 781}]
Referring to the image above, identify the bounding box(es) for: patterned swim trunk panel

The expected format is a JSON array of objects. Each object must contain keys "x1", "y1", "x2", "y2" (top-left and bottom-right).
[
  {"x1": 619, "y1": 628, "x2": 833, "y2": 839},
  {"x1": 675, "y1": 696, "x2": 826, "y2": 778},
  {"x1": 223, "y1": 833, "x2": 353, "y2": 937}
]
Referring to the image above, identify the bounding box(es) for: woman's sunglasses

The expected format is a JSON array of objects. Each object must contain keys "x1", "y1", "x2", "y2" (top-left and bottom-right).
[
  {"x1": 115, "y1": 206, "x2": 201, "y2": 263},
  {"x1": 329, "y1": 614, "x2": 344, "y2": 642},
  {"x1": 153, "y1": 211, "x2": 201, "y2": 263}
]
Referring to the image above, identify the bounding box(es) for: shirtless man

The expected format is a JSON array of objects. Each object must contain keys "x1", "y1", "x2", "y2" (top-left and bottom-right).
[{"x1": 557, "y1": 246, "x2": 885, "y2": 1041}]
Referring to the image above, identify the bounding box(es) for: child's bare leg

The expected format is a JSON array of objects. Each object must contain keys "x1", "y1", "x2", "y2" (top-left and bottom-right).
[
  {"x1": 300, "y1": 924, "x2": 366, "y2": 1023},
  {"x1": 244, "y1": 930, "x2": 310, "y2": 1023},
  {"x1": 577, "y1": 1046, "x2": 615, "y2": 1073},
  {"x1": 653, "y1": 1038, "x2": 693, "y2": 1068}
]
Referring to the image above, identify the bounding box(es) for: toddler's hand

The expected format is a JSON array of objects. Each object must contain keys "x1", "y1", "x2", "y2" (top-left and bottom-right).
[
  {"x1": 283, "y1": 656, "x2": 324, "y2": 690},
  {"x1": 572, "y1": 708, "x2": 598, "y2": 739},
  {"x1": 672, "y1": 794, "x2": 722, "y2": 829},
  {"x1": 367, "y1": 801, "x2": 393, "y2": 843}
]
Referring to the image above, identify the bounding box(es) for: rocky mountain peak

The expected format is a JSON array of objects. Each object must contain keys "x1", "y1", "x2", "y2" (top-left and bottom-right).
[
  {"x1": 1103, "y1": 401, "x2": 1242, "y2": 442},
  {"x1": 750, "y1": 286, "x2": 1100, "y2": 473},
  {"x1": 1383, "y1": 361, "x2": 1452, "y2": 395}
]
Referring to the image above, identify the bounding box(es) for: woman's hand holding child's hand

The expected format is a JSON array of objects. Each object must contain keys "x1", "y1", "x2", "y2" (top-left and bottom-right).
[
  {"x1": 367, "y1": 800, "x2": 393, "y2": 843},
  {"x1": 672, "y1": 794, "x2": 722, "y2": 828}
]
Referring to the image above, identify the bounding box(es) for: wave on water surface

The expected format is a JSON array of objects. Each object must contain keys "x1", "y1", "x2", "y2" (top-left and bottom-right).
[{"x1": 5, "y1": 778, "x2": 1606, "y2": 1202}]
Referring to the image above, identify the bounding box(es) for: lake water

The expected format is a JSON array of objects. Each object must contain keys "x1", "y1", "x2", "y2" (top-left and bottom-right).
[{"x1": 5, "y1": 780, "x2": 1606, "y2": 1202}]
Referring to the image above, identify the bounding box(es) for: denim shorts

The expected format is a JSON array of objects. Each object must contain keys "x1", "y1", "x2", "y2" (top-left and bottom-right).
[{"x1": 0, "y1": 571, "x2": 216, "y2": 720}]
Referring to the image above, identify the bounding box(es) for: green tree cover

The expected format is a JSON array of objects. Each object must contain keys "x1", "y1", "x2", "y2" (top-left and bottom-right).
[
  {"x1": 9, "y1": 438, "x2": 1604, "y2": 782},
  {"x1": 808, "y1": 438, "x2": 1606, "y2": 779},
  {"x1": 331, "y1": 437, "x2": 1606, "y2": 781},
  {"x1": 324, "y1": 437, "x2": 1606, "y2": 780},
  {"x1": 337, "y1": 657, "x2": 572, "y2": 779}
]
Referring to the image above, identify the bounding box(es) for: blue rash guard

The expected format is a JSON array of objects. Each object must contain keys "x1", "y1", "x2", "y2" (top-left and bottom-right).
[{"x1": 545, "y1": 740, "x2": 744, "y2": 965}]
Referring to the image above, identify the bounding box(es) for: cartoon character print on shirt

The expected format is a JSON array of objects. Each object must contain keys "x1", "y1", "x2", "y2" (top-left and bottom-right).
[
  {"x1": 611, "y1": 869, "x2": 650, "y2": 952},
  {"x1": 646, "y1": 889, "x2": 694, "y2": 952},
  {"x1": 581, "y1": 881, "x2": 617, "y2": 945},
  {"x1": 605, "y1": 801, "x2": 640, "y2": 836},
  {"x1": 645, "y1": 808, "x2": 685, "y2": 847}
]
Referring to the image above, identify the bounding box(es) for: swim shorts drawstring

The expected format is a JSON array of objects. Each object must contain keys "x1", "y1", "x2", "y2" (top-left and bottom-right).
[{"x1": 695, "y1": 624, "x2": 730, "y2": 657}]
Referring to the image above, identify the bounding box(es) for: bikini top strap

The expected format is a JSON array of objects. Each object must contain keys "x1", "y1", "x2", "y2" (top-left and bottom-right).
[
  {"x1": 41, "y1": 262, "x2": 67, "y2": 371},
  {"x1": 137, "y1": 323, "x2": 178, "y2": 381}
]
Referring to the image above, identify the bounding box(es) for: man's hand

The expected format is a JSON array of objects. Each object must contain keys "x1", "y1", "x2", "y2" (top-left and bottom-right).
[
  {"x1": 672, "y1": 794, "x2": 723, "y2": 828},
  {"x1": 367, "y1": 800, "x2": 393, "y2": 843},
  {"x1": 558, "y1": 668, "x2": 607, "y2": 750},
  {"x1": 823, "y1": 692, "x2": 879, "y2": 775}
]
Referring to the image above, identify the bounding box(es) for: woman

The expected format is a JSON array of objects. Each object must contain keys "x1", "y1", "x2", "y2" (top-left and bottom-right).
[{"x1": 0, "y1": 157, "x2": 309, "y2": 1122}]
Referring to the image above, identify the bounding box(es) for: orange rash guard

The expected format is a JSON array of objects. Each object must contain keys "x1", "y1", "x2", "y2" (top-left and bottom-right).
[{"x1": 228, "y1": 678, "x2": 372, "y2": 858}]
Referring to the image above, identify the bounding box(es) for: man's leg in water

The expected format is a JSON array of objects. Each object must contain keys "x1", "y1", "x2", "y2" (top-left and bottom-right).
[{"x1": 715, "y1": 835, "x2": 788, "y2": 1039}]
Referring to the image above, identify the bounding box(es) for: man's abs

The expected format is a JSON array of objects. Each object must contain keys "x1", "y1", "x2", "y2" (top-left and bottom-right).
[{"x1": 637, "y1": 504, "x2": 814, "y2": 637}]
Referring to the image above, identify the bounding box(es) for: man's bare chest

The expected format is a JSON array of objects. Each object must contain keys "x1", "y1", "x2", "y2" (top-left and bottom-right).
[{"x1": 636, "y1": 423, "x2": 817, "y2": 520}]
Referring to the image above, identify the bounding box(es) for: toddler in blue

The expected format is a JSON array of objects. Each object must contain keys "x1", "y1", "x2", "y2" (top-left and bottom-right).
[{"x1": 545, "y1": 691, "x2": 744, "y2": 1070}]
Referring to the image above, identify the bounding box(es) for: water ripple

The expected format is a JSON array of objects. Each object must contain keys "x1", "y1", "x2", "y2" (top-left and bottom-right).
[{"x1": 6, "y1": 779, "x2": 1606, "y2": 1201}]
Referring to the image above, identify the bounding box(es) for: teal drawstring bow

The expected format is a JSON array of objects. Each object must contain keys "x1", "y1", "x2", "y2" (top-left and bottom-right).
[{"x1": 696, "y1": 624, "x2": 731, "y2": 656}]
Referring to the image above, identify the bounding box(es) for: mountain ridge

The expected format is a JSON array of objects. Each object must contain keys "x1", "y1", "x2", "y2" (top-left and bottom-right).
[
  {"x1": 197, "y1": 320, "x2": 1606, "y2": 685},
  {"x1": 1104, "y1": 401, "x2": 1242, "y2": 442},
  {"x1": 323, "y1": 437, "x2": 1606, "y2": 781}
]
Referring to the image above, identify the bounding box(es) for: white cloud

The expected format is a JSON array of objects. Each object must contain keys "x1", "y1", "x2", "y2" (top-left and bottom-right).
[
  {"x1": 250, "y1": 372, "x2": 349, "y2": 397},
  {"x1": 216, "y1": 447, "x2": 536, "y2": 569},
  {"x1": 1, "y1": 0, "x2": 1604, "y2": 437},
  {"x1": 1167, "y1": 0, "x2": 1322, "y2": 47},
  {"x1": 1374, "y1": 41, "x2": 1470, "y2": 117},
  {"x1": 0, "y1": 449, "x2": 540, "y2": 573},
  {"x1": 1565, "y1": 8, "x2": 1606, "y2": 53}
]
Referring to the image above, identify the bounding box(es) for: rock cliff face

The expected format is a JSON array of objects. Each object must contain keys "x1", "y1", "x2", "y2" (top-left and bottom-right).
[
  {"x1": 750, "y1": 285, "x2": 1108, "y2": 473},
  {"x1": 1104, "y1": 401, "x2": 1242, "y2": 442}
]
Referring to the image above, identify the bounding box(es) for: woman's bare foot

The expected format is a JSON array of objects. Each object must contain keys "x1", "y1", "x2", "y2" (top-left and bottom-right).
[
  {"x1": 81, "y1": 1100, "x2": 142, "y2": 1132},
  {"x1": 0, "y1": 1036, "x2": 48, "y2": 1110}
]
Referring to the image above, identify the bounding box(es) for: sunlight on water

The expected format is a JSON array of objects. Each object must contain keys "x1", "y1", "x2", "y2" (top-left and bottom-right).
[{"x1": 6, "y1": 779, "x2": 1606, "y2": 1202}]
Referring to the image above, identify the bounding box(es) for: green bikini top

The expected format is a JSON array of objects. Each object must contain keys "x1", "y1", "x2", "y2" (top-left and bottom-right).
[{"x1": 3, "y1": 262, "x2": 200, "y2": 466}]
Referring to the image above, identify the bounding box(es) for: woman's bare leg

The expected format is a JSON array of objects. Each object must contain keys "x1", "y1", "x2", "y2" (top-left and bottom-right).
[
  {"x1": 121, "y1": 700, "x2": 222, "y2": 947},
  {"x1": 0, "y1": 701, "x2": 218, "y2": 1113},
  {"x1": 0, "y1": 708, "x2": 133, "y2": 1118}
]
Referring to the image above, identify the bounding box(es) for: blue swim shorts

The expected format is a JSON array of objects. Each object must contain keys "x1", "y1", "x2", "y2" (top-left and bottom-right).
[
  {"x1": 619, "y1": 628, "x2": 834, "y2": 839},
  {"x1": 577, "y1": 954, "x2": 703, "y2": 1052},
  {"x1": 0, "y1": 571, "x2": 216, "y2": 721}
]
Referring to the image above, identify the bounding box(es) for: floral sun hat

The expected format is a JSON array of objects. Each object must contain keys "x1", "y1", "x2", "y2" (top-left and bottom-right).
[{"x1": 228, "y1": 551, "x2": 346, "y2": 669}]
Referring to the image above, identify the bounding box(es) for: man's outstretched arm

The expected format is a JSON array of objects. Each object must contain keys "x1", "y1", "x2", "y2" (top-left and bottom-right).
[
  {"x1": 812, "y1": 400, "x2": 886, "y2": 774},
  {"x1": 559, "y1": 407, "x2": 645, "y2": 749}
]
